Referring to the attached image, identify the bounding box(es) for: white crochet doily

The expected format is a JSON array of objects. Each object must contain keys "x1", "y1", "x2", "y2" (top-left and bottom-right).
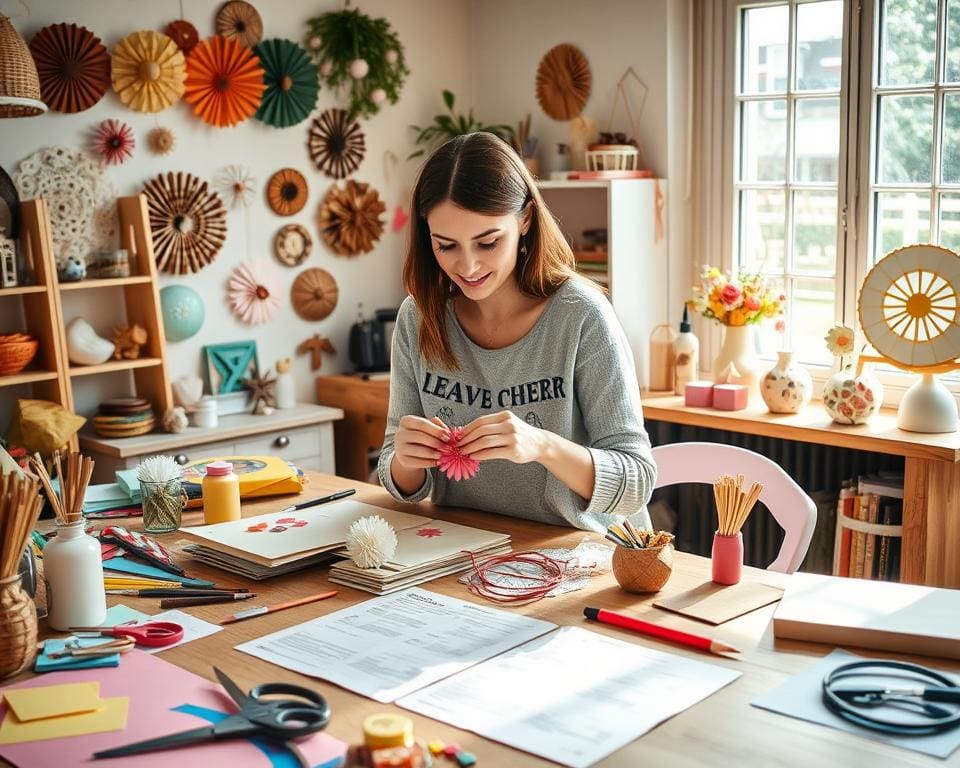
[{"x1": 14, "y1": 147, "x2": 116, "y2": 269}]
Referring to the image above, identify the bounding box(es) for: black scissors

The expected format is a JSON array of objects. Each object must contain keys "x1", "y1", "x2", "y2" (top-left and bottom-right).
[{"x1": 93, "y1": 667, "x2": 331, "y2": 763}]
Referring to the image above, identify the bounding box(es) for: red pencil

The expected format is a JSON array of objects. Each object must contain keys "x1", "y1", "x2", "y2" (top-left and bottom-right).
[{"x1": 583, "y1": 607, "x2": 739, "y2": 656}]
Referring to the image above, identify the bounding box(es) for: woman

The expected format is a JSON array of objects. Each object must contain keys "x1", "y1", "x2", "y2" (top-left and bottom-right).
[{"x1": 377, "y1": 132, "x2": 656, "y2": 532}]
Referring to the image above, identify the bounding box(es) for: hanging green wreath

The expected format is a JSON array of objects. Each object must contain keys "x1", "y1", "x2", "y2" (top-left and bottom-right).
[{"x1": 303, "y1": 6, "x2": 409, "y2": 120}]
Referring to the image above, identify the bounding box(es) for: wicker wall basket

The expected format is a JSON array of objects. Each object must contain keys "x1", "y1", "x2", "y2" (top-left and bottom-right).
[
  {"x1": 0, "y1": 573, "x2": 38, "y2": 679},
  {"x1": 585, "y1": 145, "x2": 639, "y2": 172},
  {"x1": 612, "y1": 543, "x2": 674, "y2": 593}
]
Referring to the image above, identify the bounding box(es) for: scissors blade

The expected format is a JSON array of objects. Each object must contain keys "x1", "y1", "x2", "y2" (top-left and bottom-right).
[
  {"x1": 92, "y1": 725, "x2": 215, "y2": 759},
  {"x1": 213, "y1": 666, "x2": 249, "y2": 710}
]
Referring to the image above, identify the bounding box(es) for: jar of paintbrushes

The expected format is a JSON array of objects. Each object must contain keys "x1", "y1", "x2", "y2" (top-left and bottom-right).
[
  {"x1": 607, "y1": 521, "x2": 676, "y2": 593},
  {"x1": 712, "y1": 474, "x2": 763, "y2": 585},
  {"x1": 28, "y1": 451, "x2": 106, "y2": 631},
  {"x1": 138, "y1": 455, "x2": 186, "y2": 534}
]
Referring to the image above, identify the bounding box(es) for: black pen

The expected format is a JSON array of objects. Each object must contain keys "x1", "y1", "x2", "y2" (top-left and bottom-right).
[{"x1": 276, "y1": 488, "x2": 356, "y2": 514}]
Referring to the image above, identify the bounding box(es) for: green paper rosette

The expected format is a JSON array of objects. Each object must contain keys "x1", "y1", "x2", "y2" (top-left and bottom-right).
[{"x1": 254, "y1": 38, "x2": 319, "y2": 128}]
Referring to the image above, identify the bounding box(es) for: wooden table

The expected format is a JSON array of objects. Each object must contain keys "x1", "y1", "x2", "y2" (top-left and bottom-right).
[{"x1": 20, "y1": 473, "x2": 959, "y2": 767}]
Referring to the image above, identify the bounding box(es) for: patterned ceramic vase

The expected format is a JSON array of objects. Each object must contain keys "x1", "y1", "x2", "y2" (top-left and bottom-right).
[
  {"x1": 760, "y1": 351, "x2": 812, "y2": 414},
  {"x1": 822, "y1": 365, "x2": 883, "y2": 425}
]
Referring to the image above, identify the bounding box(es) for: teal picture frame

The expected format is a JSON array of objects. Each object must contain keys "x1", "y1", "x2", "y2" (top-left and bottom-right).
[{"x1": 202, "y1": 341, "x2": 259, "y2": 394}]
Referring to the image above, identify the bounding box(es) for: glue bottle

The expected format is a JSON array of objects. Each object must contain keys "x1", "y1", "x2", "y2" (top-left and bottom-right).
[
  {"x1": 202, "y1": 461, "x2": 241, "y2": 524},
  {"x1": 674, "y1": 306, "x2": 700, "y2": 395}
]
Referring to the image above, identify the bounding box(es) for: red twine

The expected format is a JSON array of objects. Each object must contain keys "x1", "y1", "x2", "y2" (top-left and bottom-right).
[{"x1": 463, "y1": 550, "x2": 571, "y2": 604}]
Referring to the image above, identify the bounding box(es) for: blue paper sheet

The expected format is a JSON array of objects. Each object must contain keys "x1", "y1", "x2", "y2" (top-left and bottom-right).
[{"x1": 102, "y1": 558, "x2": 214, "y2": 588}]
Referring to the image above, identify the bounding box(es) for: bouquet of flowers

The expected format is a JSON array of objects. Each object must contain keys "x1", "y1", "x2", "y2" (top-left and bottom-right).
[{"x1": 689, "y1": 266, "x2": 784, "y2": 327}]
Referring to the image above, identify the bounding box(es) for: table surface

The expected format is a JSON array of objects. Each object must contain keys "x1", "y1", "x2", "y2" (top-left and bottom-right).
[{"x1": 21, "y1": 472, "x2": 960, "y2": 768}]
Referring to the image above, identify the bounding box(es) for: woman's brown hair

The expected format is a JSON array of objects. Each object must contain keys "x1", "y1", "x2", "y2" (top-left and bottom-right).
[{"x1": 404, "y1": 132, "x2": 578, "y2": 369}]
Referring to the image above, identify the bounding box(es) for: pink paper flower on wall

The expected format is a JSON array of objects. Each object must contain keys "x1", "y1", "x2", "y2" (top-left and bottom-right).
[
  {"x1": 227, "y1": 258, "x2": 281, "y2": 325},
  {"x1": 436, "y1": 426, "x2": 480, "y2": 481},
  {"x1": 93, "y1": 118, "x2": 134, "y2": 164}
]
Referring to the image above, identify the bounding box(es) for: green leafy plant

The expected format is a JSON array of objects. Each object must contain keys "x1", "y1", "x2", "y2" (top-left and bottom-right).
[{"x1": 409, "y1": 90, "x2": 513, "y2": 159}]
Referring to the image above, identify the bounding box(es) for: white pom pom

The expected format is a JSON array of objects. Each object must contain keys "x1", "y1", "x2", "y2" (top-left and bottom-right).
[
  {"x1": 370, "y1": 88, "x2": 387, "y2": 105},
  {"x1": 349, "y1": 58, "x2": 369, "y2": 79},
  {"x1": 385, "y1": 49, "x2": 398, "y2": 65},
  {"x1": 345, "y1": 515, "x2": 398, "y2": 569}
]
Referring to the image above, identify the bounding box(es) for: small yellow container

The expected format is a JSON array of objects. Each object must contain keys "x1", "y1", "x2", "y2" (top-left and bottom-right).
[{"x1": 202, "y1": 461, "x2": 241, "y2": 524}]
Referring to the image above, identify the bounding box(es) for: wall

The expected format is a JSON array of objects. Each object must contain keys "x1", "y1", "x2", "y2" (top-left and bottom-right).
[{"x1": 0, "y1": 0, "x2": 472, "y2": 416}]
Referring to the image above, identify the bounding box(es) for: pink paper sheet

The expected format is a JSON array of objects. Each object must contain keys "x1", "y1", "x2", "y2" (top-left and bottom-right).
[{"x1": 0, "y1": 650, "x2": 346, "y2": 768}]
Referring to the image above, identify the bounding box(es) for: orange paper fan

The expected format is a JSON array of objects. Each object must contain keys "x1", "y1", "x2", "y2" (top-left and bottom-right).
[{"x1": 184, "y1": 35, "x2": 265, "y2": 127}]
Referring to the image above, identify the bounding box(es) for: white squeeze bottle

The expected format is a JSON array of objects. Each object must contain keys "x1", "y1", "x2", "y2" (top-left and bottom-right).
[{"x1": 674, "y1": 306, "x2": 700, "y2": 395}]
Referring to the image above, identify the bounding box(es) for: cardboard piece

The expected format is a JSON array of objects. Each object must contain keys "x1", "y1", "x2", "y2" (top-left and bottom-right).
[
  {"x1": 3, "y1": 683, "x2": 101, "y2": 721},
  {"x1": 654, "y1": 581, "x2": 784, "y2": 625},
  {"x1": 773, "y1": 571, "x2": 960, "y2": 660},
  {"x1": 0, "y1": 697, "x2": 128, "y2": 745}
]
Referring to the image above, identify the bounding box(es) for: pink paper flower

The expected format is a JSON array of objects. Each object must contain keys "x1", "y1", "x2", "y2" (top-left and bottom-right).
[
  {"x1": 93, "y1": 119, "x2": 135, "y2": 165},
  {"x1": 437, "y1": 426, "x2": 480, "y2": 481},
  {"x1": 417, "y1": 527, "x2": 443, "y2": 538}
]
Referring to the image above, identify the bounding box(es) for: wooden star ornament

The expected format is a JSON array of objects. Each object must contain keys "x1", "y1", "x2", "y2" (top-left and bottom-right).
[
  {"x1": 297, "y1": 334, "x2": 336, "y2": 371},
  {"x1": 242, "y1": 369, "x2": 277, "y2": 414}
]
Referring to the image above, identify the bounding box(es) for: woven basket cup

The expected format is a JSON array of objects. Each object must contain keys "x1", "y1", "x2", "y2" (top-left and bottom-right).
[
  {"x1": 0, "y1": 338, "x2": 38, "y2": 376},
  {"x1": 0, "y1": 573, "x2": 38, "y2": 679},
  {"x1": 0, "y1": 14, "x2": 45, "y2": 117},
  {"x1": 612, "y1": 543, "x2": 675, "y2": 593}
]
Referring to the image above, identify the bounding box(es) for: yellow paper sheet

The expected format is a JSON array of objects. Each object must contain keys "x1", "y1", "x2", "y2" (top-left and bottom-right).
[
  {"x1": 0, "y1": 697, "x2": 128, "y2": 744},
  {"x1": 3, "y1": 683, "x2": 101, "y2": 722}
]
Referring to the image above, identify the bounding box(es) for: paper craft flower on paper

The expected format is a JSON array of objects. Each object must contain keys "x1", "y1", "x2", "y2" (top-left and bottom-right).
[
  {"x1": 416, "y1": 527, "x2": 444, "y2": 538},
  {"x1": 146, "y1": 126, "x2": 176, "y2": 155},
  {"x1": 93, "y1": 119, "x2": 135, "y2": 165},
  {"x1": 111, "y1": 30, "x2": 186, "y2": 113},
  {"x1": 436, "y1": 427, "x2": 480, "y2": 481},
  {"x1": 308, "y1": 108, "x2": 366, "y2": 179},
  {"x1": 216, "y1": 0, "x2": 264, "y2": 48},
  {"x1": 29, "y1": 22, "x2": 110, "y2": 113},
  {"x1": 254, "y1": 38, "x2": 319, "y2": 128},
  {"x1": 227, "y1": 259, "x2": 282, "y2": 325},
  {"x1": 214, "y1": 164, "x2": 256, "y2": 209},
  {"x1": 165, "y1": 19, "x2": 199, "y2": 54},
  {"x1": 184, "y1": 35, "x2": 266, "y2": 127},
  {"x1": 346, "y1": 515, "x2": 398, "y2": 569},
  {"x1": 317, "y1": 179, "x2": 386, "y2": 256}
]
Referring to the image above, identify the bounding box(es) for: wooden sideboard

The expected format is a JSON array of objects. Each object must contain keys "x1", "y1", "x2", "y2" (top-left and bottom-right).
[{"x1": 315, "y1": 374, "x2": 389, "y2": 481}]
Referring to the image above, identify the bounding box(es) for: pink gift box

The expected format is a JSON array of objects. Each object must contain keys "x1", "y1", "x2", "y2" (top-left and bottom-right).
[
  {"x1": 713, "y1": 383, "x2": 749, "y2": 411},
  {"x1": 684, "y1": 381, "x2": 715, "y2": 407}
]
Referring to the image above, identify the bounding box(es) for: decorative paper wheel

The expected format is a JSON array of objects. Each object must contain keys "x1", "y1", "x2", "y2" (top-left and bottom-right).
[
  {"x1": 142, "y1": 172, "x2": 227, "y2": 274},
  {"x1": 254, "y1": 38, "x2": 319, "y2": 128},
  {"x1": 291, "y1": 267, "x2": 339, "y2": 320},
  {"x1": 165, "y1": 19, "x2": 199, "y2": 55},
  {"x1": 858, "y1": 243, "x2": 960, "y2": 368},
  {"x1": 216, "y1": 0, "x2": 264, "y2": 48},
  {"x1": 266, "y1": 168, "x2": 308, "y2": 215},
  {"x1": 536, "y1": 43, "x2": 591, "y2": 120},
  {"x1": 111, "y1": 30, "x2": 186, "y2": 113},
  {"x1": 317, "y1": 179, "x2": 385, "y2": 256},
  {"x1": 308, "y1": 108, "x2": 365, "y2": 179},
  {"x1": 29, "y1": 23, "x2": 110, "y2": 113},
  {"x1": 274, "y1": 224, "x2": 312, "y2": 266},
  {"x1": 184, "y1": 35, "x2": 265, "y2": 127}
]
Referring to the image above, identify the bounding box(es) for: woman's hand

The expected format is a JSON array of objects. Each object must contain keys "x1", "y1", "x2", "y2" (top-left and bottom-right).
[
  {"x1": 393, "y1": 415, "x2": 449, "y2": 471},
  {"x1": 457, "y1": 410, "x2": 549, "y2": 464}
]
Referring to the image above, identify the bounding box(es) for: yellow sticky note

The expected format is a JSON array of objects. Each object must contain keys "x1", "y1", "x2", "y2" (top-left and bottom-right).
[
  {"x1": 0, "y1": 697, "x2": 128, "y2": 744},
  {"x1": 3, "y1": 683, "x2": 101, "y2": 722}
]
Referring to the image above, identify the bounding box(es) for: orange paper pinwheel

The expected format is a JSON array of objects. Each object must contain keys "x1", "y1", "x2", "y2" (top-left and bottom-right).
[{"x1": 184, "y1": 35, "x2": 265, "y2": 127}]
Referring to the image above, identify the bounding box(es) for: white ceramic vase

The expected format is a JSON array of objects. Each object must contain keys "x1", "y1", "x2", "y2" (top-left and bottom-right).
[
  {"x1": 897, "y1": 373, "x2": 959, "y2": 433},
  {"x1": 760, "y1": 350, "x2": 813, "y2": 414},
  {"x1": 712, "y1": 324, "x2": 762, "y2": 399}
]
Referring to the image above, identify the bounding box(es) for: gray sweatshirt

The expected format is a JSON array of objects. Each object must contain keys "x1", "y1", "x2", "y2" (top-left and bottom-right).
[{"x1": 377, "y1": 277, "x2": 657, "y2": 532}]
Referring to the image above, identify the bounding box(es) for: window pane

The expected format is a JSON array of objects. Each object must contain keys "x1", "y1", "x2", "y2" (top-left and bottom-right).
[
  {"x1": 875, "y1": 191, "x2": 931, "y2": 263},
  {"x1": 795, "y1": 98, "x2": 840, "y2": 182},
  {"x1": 947, "y1": 0, "x2": 960, "y2": 82},
  {"x1": 791, "y1": 277, "x2": 835, "y2": 365},
  {"x1": 878, "y1": 0, "x2": 937, "y2": 86},
  {"x1": 943, "y1": 94, "x2": 960, "y2": 183},
  {"x1": 741, "y1": 5, "x2": 788, "y2": 94},
  {"x1": 740, "y1": 189, "x2": 786, "y2": 273},
  {"x1": 796, "y1": 1, "x2": 843, "y2": 91},
  {"x1": 877, "y1": 95, "x2": 933, "y2": 183},
  {"x1": 939, "y1": 193, "x2": 960, "y2": 251},
  {"x1": 741, "y1": 100, "x2": 787, "y2": 181},
  {"x1": 793, "y1": 191, "x2": 838, "y2": 273}
]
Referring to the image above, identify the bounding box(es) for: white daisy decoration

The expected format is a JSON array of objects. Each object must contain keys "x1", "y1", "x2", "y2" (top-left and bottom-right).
[
  {"x1": 824, "y1": 325, "x2": 856, "y2": 358},
  {"x1": 227, "y1": 259, "x2": 281, "y2": 325},
  {"x1": 214, "y1": 164, "x2": 256, "y2": 209}
]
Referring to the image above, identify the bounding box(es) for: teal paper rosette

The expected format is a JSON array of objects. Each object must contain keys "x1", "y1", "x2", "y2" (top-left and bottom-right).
[{"x1": 254, "y1": 38, "x2": 319, "y2": 128}]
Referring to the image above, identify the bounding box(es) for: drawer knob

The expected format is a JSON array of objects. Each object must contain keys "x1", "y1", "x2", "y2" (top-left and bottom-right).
[
  {"x1": 274, "y1": 435, "x2": 290, "y2": 448},
  {"x1": 174, "y1": 454, "x2": 189, "y2": 465}
]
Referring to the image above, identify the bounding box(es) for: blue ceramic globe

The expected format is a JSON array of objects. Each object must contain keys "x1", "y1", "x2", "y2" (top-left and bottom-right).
[{"x1": 160, "y1": 285, "x2": 205, "y2": 342}]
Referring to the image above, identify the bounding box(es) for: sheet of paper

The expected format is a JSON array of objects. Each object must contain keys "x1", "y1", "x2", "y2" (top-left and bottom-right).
[
  {"x1": 34, "y1": 638, "x2": 122, "y2": 673},
  {"x1": 102, "y1": 604, "x2": 150, "y2": 626},
  {"x1": 653, "y1": 581, "x2": 784, "y2": 625},
  {"x1": 142, "y1": 609, "x2": 223, "y2": 653},
  {"x1": 102, "y1": 557, "x2": 214, "y2": 587},
  {"x1": 0, "y1": 696, "x2": 128, "y2": 745},
  {"x1": 398, "y1": 626, "x2": 741, "y2": 768},
  {"x1": 752, "y1": 649, "x2": 960, "y2": 759},
  {"x1": 235, "y1": 587, "x2": 556, "y2": 703},
  {"x1": 3, "y1": 682, "x2": 101, "y2": 721}
]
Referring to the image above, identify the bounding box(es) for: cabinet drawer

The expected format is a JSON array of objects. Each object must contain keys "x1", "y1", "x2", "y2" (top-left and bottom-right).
[{"x1": 234, "y1": 427, "x2": 321, "y2": 461}]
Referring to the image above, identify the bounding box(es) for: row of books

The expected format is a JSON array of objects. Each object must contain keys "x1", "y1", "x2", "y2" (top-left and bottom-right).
[{"x1": 834, "y1": 475, "x2": 903, "y2": 582}]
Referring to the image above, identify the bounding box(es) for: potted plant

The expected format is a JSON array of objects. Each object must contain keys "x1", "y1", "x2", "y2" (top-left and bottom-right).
[{"x1": 409, "y1": 90, "x2": 513, "y2": 159}]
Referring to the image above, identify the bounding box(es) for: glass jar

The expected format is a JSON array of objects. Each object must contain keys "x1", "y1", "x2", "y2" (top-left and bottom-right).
[
  {"x1": 43, "y1": 520, "x2": 106, "y2": 630},
  {"x1": 141, "y1": 477, "x2": 186, "y2": 533}
]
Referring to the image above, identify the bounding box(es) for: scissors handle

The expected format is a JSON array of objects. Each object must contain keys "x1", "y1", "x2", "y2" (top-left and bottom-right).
[
  {"x1": 118, "y1": 621, "x2": 184, "y2": 647},
  {"x1": 244, "y1": 682, "x2": 331, "y2": 737}
]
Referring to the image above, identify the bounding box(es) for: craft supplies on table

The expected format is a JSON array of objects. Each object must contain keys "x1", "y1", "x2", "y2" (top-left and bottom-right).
[
  {"x1": 276, "y1": 488, "x2": 356, "y2": 514},
  {"x1": 0, "y1": 681, "x2": 129, "y2": 746},
  {"x1": 201, "y1": 461, "x2": 241, "y2": 524},
  {"x1": 397, "y1": 626, "x2": 741, "y2": 768},
  {"x1": 160, "y1": 593, "x2": 255, "y2": 609},
  {"x1": 235, "y1": 587, "x2": 556, "y2": 703},
  {"x1": 583, "y1": 607, "x2": 739, "y2": 655},
  {"x1": 606, "y1": 525, "x2": 676, "y2": 593},
  {"x1": 653, "y1": 580, "x2": 784, "y2": 625},
  {"x1": 220, "y1": 590, "x2": 337, "y2": 625},
  {"x1": 44, "y1": 520, "x2": 106, "y2": 630},
  {"x1": 711, "y1": 474, "x2": 763, "y2": 585}
]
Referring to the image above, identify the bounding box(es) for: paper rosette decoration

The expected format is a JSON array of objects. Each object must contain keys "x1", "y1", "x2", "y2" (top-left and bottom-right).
[
  {"x1": 536, "y1": 43, "x2": 591, "y2": 120},
  {"x1": 214, "y1": 164, "x2": 256, "y2": 209},
  {"x1": 184, "y1": 35, "x2": 266, "y2": 127},
  {"x1": 253, "y1": 38, "x2": 318, "y2": 128},
  {"x1": 146, "y1": 126, "x2": 175, "y2": 155},
  {"x1": 227, "y1": 259, "x2": 281, "y2": 325},
  {"x1": 308, "y1": 108, "x2": 365, "y2": 179},
  {"x1": 274, "y1": 223, "x2": 311, "y2": 266},
  {"x1": 165, "y1": 19, "x2": 199, "y2": 54},
  {"x1": 317, "y1": 180, "x2": 385, "y2": 256},
  {"x1": 142, "y1": 171, "x2": 227, "y2": 274},
  {"x1": 216, "y1": 1, "x2": 264, "y2": 48},
  {"x1": 29, "y1": 23, "x2": 110, "y2": 113},
  {"x1": 111, "y1": 30, "x2": 186, "y2": 113},
  {"x1": 266, "y1": 168, "x2": 308, "y2": 216},
  {"x1": 93, "y1": 119, "x2": 135, "y2": 165},
  {"x1": 291, "y1": 267, "x2": 339, "y2": 320}
]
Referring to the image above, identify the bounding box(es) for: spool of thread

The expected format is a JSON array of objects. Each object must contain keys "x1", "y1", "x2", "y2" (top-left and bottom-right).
[{"x1": 363, "y1": 713, "x2": 414, "y2": 750}]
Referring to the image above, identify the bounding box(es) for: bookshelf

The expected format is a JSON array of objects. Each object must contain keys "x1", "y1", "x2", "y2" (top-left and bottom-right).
[{"x1": 832, "y1": 478, "x2": 904, "y2": 582}]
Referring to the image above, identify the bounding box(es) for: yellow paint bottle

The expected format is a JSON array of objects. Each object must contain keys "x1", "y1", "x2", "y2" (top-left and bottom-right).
[{"x1": 202, "y1": 461, "x2": 241, "y2": 524}]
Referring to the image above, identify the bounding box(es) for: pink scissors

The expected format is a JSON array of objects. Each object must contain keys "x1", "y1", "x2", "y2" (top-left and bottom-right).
[{"x1": 68, "y1": 621, "x2": 184, "y2": 647}]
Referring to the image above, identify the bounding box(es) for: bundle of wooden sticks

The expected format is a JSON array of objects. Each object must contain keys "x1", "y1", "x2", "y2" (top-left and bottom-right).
[
  {"x1": 0, "y1": 473, "x2": 44, "y2": 579},
  {"x1": 713, "y1": 474, "x2": 763, "y2": 537},
  {"x1": 27, "y1": 450, "x2": 95, "y2": 525}
]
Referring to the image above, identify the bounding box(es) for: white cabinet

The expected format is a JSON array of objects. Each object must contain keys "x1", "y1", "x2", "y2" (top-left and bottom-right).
[{"x1": 537, "y1": 179, "x2": 669, "y2": 390}]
